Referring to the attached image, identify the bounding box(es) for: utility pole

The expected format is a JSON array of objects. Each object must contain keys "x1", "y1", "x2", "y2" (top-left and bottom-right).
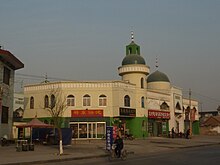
[{"x1": 189, "y1": 88, "x2": 192, "y2": 136}]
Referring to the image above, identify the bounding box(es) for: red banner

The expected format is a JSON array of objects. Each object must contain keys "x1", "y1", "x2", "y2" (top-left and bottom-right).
[
  {"x1": 71, "y1": 109, "x2": 103, "y2": 118},
  {"x1": 148, "y1": 110, "x2": 170, "y2": 119}
]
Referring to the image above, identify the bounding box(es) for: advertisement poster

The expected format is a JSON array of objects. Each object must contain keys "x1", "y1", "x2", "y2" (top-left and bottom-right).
[{"x1": 106, "y1": 126, "x2": 113, "y2": 151}]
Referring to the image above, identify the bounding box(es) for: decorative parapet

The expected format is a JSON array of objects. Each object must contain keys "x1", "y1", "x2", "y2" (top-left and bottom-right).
[{"x1": 24, "y1": 81, "x2": 136, "y2": 92}]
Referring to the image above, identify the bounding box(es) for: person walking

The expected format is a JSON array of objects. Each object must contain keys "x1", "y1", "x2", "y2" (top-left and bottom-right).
[
  {"x1": 186, "y1": 128, "x2": 190, "y2": 139},
  {"x1": 171, "y1": 127, "x2": 175, "y2": 138}
]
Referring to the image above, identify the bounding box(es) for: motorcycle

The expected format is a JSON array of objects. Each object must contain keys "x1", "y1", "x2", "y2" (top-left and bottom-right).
[{"x1": 124, "y1": 133, "x2": 134, "y2": 140}]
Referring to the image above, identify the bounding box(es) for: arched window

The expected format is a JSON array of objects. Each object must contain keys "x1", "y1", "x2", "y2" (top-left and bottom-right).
[
  {"x1": 160, "y1": 101, "x2": 169, "y2": 110},
  {"x1": 141, "y1": 77, "x2": 144, "y2": 89},
  {"x1": 136, "y1": 47, "x2": 139, "y2": 54},
  {"x1": 129, "y1": 47, "x2": 132, "y2": 54},
  {"x1": 51, "y1": 94, "x2": 56, "y2": 108},
  {"x1": 99, "y1": 94, "x2": 107, "y2": 106},
  {"x1": 141, "y1": 96, "x2": 145, "y2": 108},
  {"x1": 175, "y1": 102, "x2": 181, "y2": 110},
  {"x1": 83, "y1": 94, "x2": 91, "y2": 106},
  {"x1": 30, "y1": 96, "x2": 34, "y2": 109},
  {"x1": 124, "y1": 95, "x2": 130, "y2": 107},
  {"x1": 67, "y1": 95, "x2": 75, "y2": 106},
  {"x1": 44, "y1": 95, "x2": 49, "y2": 108}
]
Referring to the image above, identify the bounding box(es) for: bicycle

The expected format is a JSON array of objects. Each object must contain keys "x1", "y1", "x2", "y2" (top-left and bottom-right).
[{"x1": 108, "y1": 144, "x2": 127, "y2": 161}]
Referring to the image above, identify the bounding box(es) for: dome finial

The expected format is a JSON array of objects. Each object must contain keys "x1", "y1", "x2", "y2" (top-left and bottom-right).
[
  {"x1": 155, "y1": 56, "x2": 159, "y2": 69},
  {"x1": 131, "y1": 31, "x2": 134, "y2": 42}
]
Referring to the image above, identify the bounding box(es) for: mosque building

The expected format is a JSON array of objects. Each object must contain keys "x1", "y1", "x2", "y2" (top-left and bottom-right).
[{"x1": 23, "y1": 33, "x2": 199, "y2": 139}]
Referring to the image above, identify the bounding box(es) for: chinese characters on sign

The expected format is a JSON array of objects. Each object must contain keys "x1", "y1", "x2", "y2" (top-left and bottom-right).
[
  {"x1": 106, "y1": 126, "x2": 113, "y2": 151},
  {"x1": 71, "y1": 110, "x2": 103, "y2": 118},
  {"x1": 119, "y1": 107, "x2": 136, "y2": 117},
  {"x1": 148, "y1": 110, "x2": 170, "y2": 119}
]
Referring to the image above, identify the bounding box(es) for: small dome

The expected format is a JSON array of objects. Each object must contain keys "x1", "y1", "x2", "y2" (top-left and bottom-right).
[
  {"x1": 122, "y1": 54, "x2": 146, "y2": 65},
  {"x1": 147, "y1": 70, "x2": 170, "y2": 83}
]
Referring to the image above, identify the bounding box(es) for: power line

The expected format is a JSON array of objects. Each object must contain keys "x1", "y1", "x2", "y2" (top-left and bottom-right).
[
  {"x1": 183, "y1": 90, "x2": 220, "y2": 104},
  {"x1": 15, "y1": 73, "x2": 73, "y2": 81}
]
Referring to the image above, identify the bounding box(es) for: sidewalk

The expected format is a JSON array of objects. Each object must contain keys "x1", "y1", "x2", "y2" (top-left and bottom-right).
[{"x1": 0, "y1": 135, "x2": 219, "y2": 165}]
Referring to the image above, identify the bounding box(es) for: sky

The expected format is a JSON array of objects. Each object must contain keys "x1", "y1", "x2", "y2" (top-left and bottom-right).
[{"x1": 0, "y1": 0, "x2": 220, "y2": 111}]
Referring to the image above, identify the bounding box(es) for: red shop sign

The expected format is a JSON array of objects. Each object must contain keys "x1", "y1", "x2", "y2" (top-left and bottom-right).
[
  {"x1": 71, "y1": 109, "x2": 103, "y2": 118},
  {"x1": 148, "y1": 110, "x2": 170, "y2": 119}
]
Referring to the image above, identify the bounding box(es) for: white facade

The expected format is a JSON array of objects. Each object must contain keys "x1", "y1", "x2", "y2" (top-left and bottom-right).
[{"x1": 23, "y1": 37, "x2": 199, "y2": 139}]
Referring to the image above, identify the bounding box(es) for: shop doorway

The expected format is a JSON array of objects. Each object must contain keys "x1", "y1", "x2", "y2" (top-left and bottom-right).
[{"x1": 156, "y1": 122, "x2": 162, "y2": 136}]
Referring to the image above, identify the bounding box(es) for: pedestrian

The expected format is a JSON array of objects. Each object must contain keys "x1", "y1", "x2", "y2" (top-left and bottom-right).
[
  {"x1": 114, "y1": 135, "x2": 124, "y2": 158},
  {"x1": 186, "y1": 128, "x2": 190, "y2": 139},
  {"x1": 171, "y1": 127, "x2": 175, "y2": 138}
]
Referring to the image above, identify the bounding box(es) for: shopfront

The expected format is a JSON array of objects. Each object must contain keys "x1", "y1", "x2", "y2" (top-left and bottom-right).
[
  {"x1": 148, "y1": 109, "x2": 170, "y2": 137},
  {"x1": 70, "y1": 109, "x2": 106, "y2": 139},
  {"x1": 113, "y1": 107, "x2": 136, "y2": 138},
  {"x1": 70, "y1": 122, "x2": 106, "y2": 139}
]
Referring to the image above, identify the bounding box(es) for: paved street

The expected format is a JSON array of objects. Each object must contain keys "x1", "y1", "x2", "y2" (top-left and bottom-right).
[
  {"x1": 0, "y1": 135, "x2": 220, "y2": 165},
  {"x1": 34, "y1": 145, "x2": 220, "y2": 165}
]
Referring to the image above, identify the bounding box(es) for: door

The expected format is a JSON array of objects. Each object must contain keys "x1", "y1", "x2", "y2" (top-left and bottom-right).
[{"x1": 88, "y1": 123, "x2": 97, "y2": 139}]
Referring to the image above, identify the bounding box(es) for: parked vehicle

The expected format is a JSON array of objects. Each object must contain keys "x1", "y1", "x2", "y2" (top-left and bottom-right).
[
  {"x1": 124, "y1": 133, "x2": 134, "y2": 140},
  {"x1": 1, "y1": 136, "x2": 9, "y2": 146}
]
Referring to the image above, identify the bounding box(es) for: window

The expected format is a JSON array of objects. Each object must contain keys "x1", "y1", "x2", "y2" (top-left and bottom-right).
[
  {"x1": 3, "y1": 67, "x2": 10, "y2": 85},
  {"x1": 30, "y1": 96, "x2": 34, "y2": 109},
  {"x1": 1, "y1": 106, "x2": 9, "y2": 123},
  {"x1": 51, "y1": 94, "x2": 55, "y2": 108},
  {"x1": 83, "y1": 94, "x2": 91, "y2": 106},
  {"x1": 67, "y1": 95, "x2": 75, "y2": 106},
  {"x1": 129, "y1": 47, "x2": 132, "y2": 54},
  {"x1": 160, "y1": 101, "x2": 169, "y2": 110},
  {"x1": 141, "y1": 78, "x2": 144, "y2": 88},
  {"x1": 176, "y1": 102, "x2": 181, "y2": 110},
  {"x1": 124, "y1": 95, "x2": 130, "y2": 107},
  {"x1": 99, "y1": 95, "x2": 107, "y2": 106},
  {"x1": 136, "y1": 47, "x2": 139, "y2": 54},
  {"x1": 44, "y1": 95, "x2": 49, "y2": 108},
  {"x1": 141, "y1": 96, "x2": 145, "y2": 108}
]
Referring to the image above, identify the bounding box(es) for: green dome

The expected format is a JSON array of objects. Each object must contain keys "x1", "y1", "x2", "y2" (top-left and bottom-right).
[
  {"x1": 122, "y1": 54, "x2": 146, "y2": 65},
  {"x1": 147, "y1": 70, "x2": 170, "y2": 83}
]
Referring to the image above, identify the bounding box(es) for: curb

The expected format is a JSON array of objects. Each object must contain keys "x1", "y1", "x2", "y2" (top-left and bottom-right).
[{"x1": 0, "y1": 154, "x2": 109, "y2": 165}]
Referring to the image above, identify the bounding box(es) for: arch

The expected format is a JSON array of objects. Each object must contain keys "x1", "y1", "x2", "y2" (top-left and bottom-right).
[
  {"x1": 160, "y1": 101, "x2": 169, "y2": 110},
  {"x1": 141, "y1": 77, "x2": 144, "y2": 88},
  {"x1": 129, "y1": 47, "x2": 132, "y2": 54},
  {"x1": 175, "y1": 102, "x2": 181, "y2": 110},
  {"x1": 124, "y1": 95, "x2": 130, "y2": 107},
  {"x1": 83, "y1": 94, "x2": 91, "y2": 106},
  {"x1": 44, "y1": 95, "x2": 49, "y2": 108},
  {"x1": 136, "y1": 47, "x2": 139, "y2": 54},
  {"x1": 141, "y1": 96, "x2": 145, "y2": 108},
  {"x1": 99, "y1": 94, "x2": 107, "y2": 106},
  {"x1": 51, "y1": 94, "x2": 56, "y2": 108},
  {"x1": 30, "y1": 96, "x2": 34, "y2": 109},
  {"x1": 67, "y1": 95, "x2": 75, "y2": 106}
]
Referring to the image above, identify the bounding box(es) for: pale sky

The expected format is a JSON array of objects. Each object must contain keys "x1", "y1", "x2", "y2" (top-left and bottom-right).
[{"x1": 1, "y1": 0, "x2": 220, "y2": 111}]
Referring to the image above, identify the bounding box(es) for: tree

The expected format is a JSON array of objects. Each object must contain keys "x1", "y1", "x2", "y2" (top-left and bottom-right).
[{"x1": 44, "y1": 86, "x2": 67, "y2": 155}]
